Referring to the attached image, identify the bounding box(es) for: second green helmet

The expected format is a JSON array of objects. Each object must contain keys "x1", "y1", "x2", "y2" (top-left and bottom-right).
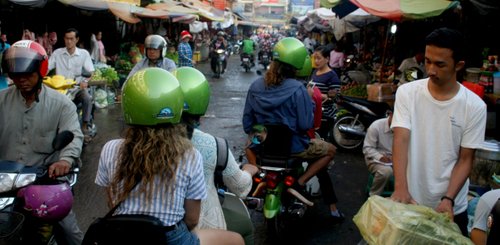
[
  {"x1": 122, "y1": 68, "x2": 184, "y2": 125},
  {"x1": 272, "y1": 37, "x2": 308, "y2": 70},
  {"x1": 296, "y1": 54, "x2": 312, "y2": 78},
  {"x1": 172, "y1": 67, "x2": 210, "y2": 116}
]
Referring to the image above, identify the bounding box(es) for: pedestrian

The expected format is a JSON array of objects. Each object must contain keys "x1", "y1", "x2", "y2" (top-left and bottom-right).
[
  {"x1": 127, "y1": 34, "x2": 176, "y2": 80},
  {"x1": 90, "y1": 30, "x2": 107, "y2": 64},
  {"x1": 311, "y1": 45, "x2": 341, "y2": 139},
  {"x1": 329, "y1": 43, "x2": 345, "y2": 76},
  {"x1": 178, "y1": 30, "x2": 195, "y2": 67},
  {"x1": 0, "y1": 40, "x2": 84, "y2": 245},
  {"x1": 96, "y1": 67, "x2": 243, "y2": 245},
  {"x1": 48, "y1": 28, "x2": 95, "y2": 144},
  {"x1": 0, "y1": 33, "x2": 11, "y2": 89},
  {"x1": 243, "y1": 37, "x2": 343, "y2": 222},
  {"x1": 390, "y1": 27, "x2": 487, "y2": 236},
  {"x1": 397, "y1": 49, "x2": 426, "y2": 85},
  {"x1": 174, "y1": 67, "x2": 258, "y2": 244},
  {"x1": 362, "y1": 110, "x2": 394, "y2": 196}
]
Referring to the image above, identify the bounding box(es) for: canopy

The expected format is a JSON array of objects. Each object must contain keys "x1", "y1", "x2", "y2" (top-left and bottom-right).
[{"x1": 350, "y1": 0, "x2": 460, "y2": 22}]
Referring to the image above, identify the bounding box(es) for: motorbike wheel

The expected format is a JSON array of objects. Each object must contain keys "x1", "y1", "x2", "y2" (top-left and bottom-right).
[
  {"x1": 215, "y1": 64, "x2": 221, "y2": 78},
  {"x1": 245, "y1": 66, "x2": 250, "y2": 72},
  {"x1": 267, "y1": 212, "x2": 287, "y2": 239},
  {"x1": 330, "y1": 115, "x2": 365, "y2": 151}
]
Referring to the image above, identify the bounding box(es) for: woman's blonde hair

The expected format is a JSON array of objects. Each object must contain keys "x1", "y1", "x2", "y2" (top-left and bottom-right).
[
  {"x1": 264, "y1": 61, "x2": 297, "y2": 87},
  {"x1": 110, "y1": 124, "x2": 192, "y2": 204}
]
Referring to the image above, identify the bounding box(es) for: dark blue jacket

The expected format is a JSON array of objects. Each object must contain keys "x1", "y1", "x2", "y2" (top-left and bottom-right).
[{"x1": 243, "y1": 77, "x2": 314, "y2": 153}]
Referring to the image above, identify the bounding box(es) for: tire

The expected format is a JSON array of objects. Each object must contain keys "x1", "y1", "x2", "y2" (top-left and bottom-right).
[
  {"x1": 216, "y1": 63, "x2": 221, "y2": 78},
  {"x1": 245, "y1": 66, "x2": 250, "y2": 72},
  {"x1": 330, "y1": 115, "x2": 366, "y2": 150},
  {"x1": 267, "y1": 212, "x2": 287, "y2": 239}
]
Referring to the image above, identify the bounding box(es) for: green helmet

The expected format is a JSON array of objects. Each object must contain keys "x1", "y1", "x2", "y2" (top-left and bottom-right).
[
  {"x1": 122, "y1": 68, "x2": 184, "y2": 125},
  {"x1": 272, "y1": 37, "x2": 308, "y2": 69},
  {"x1": 172, "y1": 67, "x2": 210, "y2": 116},
  {"x1": 296, "y1": 54, "x2": 312, "y2": 78}
]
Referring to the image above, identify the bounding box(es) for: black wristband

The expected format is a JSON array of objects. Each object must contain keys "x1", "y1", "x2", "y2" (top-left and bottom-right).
[{"x1": 441, "y1": 196, "x2": 455, "y2": 207}]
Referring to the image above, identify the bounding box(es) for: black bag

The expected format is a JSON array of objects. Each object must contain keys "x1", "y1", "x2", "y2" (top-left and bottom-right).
[{"x1": 82, "y1": 214, "x2": 168, "y2": 245}]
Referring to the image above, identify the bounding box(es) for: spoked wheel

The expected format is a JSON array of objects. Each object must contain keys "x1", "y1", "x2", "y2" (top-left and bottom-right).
[{"x1": 331, "y1": 115, "x2": 366, "y2": 151}]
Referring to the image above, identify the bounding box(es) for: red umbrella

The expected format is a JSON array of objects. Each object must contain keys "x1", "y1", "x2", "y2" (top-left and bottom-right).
[{"x1": 349, "y1": 0, "x2": 460, "y2": 22}]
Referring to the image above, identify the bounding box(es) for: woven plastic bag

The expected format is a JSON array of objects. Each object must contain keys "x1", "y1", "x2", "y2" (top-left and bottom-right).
[{"x1": 353, "y1": 195, "x2": 473, "y2": 245}]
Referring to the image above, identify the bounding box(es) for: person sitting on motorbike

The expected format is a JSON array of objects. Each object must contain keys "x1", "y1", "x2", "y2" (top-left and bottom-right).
[
  {"x1": 174, "y1": 67, "x2": 258, "y2": 244},
  {"x1": 1, "y1": 40, "x2": 84, "y2": 245},
  {"x1": 240, "y1": 33, "x2": 256, "y2": 67},
  {"x1": 210, "y1": 31, "x2": 228, "y2": 76},
  {"x1": 95, "y1": 67, "x2": 243, "y2": 245},
  {"x1": 311, "y1": 45, "x2": 341, "y2": 139},
  {"x1": 243, "y1": 37, "x2": 344, "y2": 223},
  {"x1": 48, "y1": 28, "x2": 94, "y2": 144},
  {"x1": 126, "y1": 34, "x2": 176, "y2": 80},
  {"x1": 258, "y1": 33, "x2": 273, "y2": 61}
]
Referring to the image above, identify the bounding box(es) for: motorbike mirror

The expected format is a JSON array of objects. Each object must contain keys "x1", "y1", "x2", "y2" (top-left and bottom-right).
[{"x1": 52, "y1": 131, "x2": 74, "y2": 151}]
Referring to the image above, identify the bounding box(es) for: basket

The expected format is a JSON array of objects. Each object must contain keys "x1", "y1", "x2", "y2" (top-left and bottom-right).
[{"x1": 0, "y1": 211, "x2": 25, "y2": 242}]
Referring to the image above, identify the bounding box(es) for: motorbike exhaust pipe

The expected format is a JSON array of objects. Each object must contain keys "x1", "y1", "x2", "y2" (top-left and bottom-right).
[
  {"x1": 338, "y1": 125, "x2": 366, "y2": 137},
  {"x1": 252, "y1": 182, "x2": 266, "y2": 197},
  {"x1": 287, "y1": 188, "x2": 314, "y2": 206}
]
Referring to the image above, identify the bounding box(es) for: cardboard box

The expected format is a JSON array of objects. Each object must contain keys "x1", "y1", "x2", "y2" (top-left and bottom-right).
[{"x1": 367, "y1": 83, "x2": 395, "y2": 103}]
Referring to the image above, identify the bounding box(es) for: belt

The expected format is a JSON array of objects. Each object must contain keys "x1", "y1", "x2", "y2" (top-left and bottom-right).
[{"x1": 163, "y1": 222, "x2": 180, "y2": 232}]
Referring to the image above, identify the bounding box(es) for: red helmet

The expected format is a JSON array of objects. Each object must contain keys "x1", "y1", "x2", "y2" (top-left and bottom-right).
[{"x1": 3, "y1": 40, "x2": 49, "y2": 77}]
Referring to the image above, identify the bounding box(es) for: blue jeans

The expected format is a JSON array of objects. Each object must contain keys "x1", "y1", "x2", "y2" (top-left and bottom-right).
[{"x1": 165, "y1": 221, "x2": 200, "y2": 245}]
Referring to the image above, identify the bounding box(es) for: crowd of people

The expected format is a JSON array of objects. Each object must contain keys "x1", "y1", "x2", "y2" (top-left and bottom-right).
[{"x1": 0, "y1": 24, "x2": 497, "y2": 245}]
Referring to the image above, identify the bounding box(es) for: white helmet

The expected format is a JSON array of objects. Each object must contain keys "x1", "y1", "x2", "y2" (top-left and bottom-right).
[{"x1": 144, "y1": 34, "x2": 167, "y2": 57}]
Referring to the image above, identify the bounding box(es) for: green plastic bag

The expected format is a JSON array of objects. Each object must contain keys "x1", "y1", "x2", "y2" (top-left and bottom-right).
[{"x1": 353, "y1": 196, "x2": 473, "y2": 245}]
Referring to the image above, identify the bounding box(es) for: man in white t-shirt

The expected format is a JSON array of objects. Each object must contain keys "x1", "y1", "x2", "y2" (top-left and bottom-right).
[
  {"x1": 390, "y1": 27, "x2": 487, "y2": 236},
  {"x1": 397, "y1": 50, "x2": 426, "y2": 85}
]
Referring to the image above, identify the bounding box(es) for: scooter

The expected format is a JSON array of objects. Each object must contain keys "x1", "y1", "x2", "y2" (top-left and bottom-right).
[
  {"x1": 0, "y1": 131, "x2": 79, "y2": 244},
  {"x1": 245, "y1": 124, "x2": 315, "y2": 238},
  {"x1": 43, "y1": 75, "x2": 97, "y2": 139},
  {"x1": 214, "y1": 49, "x2": 227, "y2": 79},
  {"x1": 241, "y1": 53, "x2": 252, "y2": 73},
  {"x1": 259, "y1": 51, "x2": 272, "y2": 71},
  {"x1": 328, "y1": 94, "x2": 391, "y2": 151}
]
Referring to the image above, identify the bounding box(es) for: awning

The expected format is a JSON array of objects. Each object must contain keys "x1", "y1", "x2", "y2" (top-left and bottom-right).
[
  {"x1": 180, "y1": 0, "x2": 225, "y2": 22},
  {"x1": 350, "y1": 0, "x2": 460, "y2": 22}
]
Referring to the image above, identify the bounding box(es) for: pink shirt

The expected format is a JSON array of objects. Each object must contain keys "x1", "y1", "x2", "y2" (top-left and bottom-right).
[{"x1": 329, "y1": 50, "x2": 345, "y2": 68}]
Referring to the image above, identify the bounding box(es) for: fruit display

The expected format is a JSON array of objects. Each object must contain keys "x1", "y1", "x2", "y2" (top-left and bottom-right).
[{"x1": 90, "y1": 67, "x2": 119, "y2": 86}]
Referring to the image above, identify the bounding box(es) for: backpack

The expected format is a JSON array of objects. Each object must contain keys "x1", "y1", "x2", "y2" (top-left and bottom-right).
[{"x1": 214, "y1": 136, "x2": 228, "y2": 189}]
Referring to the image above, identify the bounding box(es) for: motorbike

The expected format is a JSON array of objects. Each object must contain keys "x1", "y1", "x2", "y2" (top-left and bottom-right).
[
  {"x1": 43, "y1": 75, "x2": 97, "y2": 139},
  {"x1": 245, "y1": 124, "x2": 315, "y2": 238},
  {"x1": 328, "y1": 94, "x2": 391, "y2": 151},
  {"x1": 214, "y1": 49, "x2": 227, "y2": 79},
  {"x1": 0, "y1": 131, "x2": 79, "y2": 244},
  {"x1": 241, "y1": 53, "x2": 252, "y2": 73},
  {"x1": 259, "y1": 51, "x2": 272, "y2": 71},
  {"x1": 233, "y1": 40, "x2": 242, "y2": 55}
]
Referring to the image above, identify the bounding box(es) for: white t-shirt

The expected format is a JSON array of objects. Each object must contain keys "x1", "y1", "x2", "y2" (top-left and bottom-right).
[{"x1": 392, "y1": 79, "x2": 486, "y2": 214}]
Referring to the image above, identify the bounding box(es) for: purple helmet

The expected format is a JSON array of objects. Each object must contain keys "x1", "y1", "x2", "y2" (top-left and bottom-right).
[{"x1": 17, "y1": 183, "x2": 73, "y2": 221}]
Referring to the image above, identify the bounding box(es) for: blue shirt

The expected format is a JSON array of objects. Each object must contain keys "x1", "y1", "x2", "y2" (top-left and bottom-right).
[
  {"x1": 178, "y1": 42, "x2": 193, "y2": 67},
  {"x1": 95, "y1": 139, "x2": 207, "y2": 226},
  {"x1": 126, "y1": 57, "x2": 176, "y2": 80},
  {"x1": 243, "y1": 78, "x2": 314, "y2": 153}
]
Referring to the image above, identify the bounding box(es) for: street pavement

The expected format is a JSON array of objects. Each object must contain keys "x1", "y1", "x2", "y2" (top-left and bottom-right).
[{"x1": 73, "y1": 54, "x2": 369, "y2": 244}]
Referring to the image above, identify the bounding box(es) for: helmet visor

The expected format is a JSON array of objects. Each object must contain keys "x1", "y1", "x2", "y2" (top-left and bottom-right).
[{"x1": 3, "y1": 47, "x2": 43, "y2": 74}]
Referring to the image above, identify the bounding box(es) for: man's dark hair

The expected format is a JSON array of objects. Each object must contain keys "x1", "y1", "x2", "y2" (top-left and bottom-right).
[
  {"x1": 65, "y1": 28, "x2": 80, "y2": 38},
  {"x1": 425, "y1": 27, "x2": 465, "y2": 63}
]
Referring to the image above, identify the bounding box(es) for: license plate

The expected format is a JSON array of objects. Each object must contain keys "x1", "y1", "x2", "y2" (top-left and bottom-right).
[
  {"x1": 243, "y1": 58, "x2": 249, "y2": 61},
  {"x1": 263, "y1": 55, "x2": 268, "y2": 58}
]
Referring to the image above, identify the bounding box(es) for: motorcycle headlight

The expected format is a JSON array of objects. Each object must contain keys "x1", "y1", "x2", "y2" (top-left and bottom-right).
[
  {"x1": 216, "y1": 49, "x2": 224, "y2": 54},
  {"x1": 0, "y1": 173, "x2": 16, "y2": 193},
  {"x1": 14, "y1": 173, "x2": 37, "y2": 189}
]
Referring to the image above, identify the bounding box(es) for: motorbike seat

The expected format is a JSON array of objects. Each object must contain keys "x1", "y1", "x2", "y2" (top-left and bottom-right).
[
  {"x1": 342, "y1": 96, "x2": 391, "y2": 117},
  {"x1": 258, "y1": 124, "x2": 300, "y2": 168}
]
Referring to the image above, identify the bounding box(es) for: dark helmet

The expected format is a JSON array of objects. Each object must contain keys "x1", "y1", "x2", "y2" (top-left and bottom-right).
[{"x1": 3, "y1": 40, "x2": 48, "y2": 77}]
